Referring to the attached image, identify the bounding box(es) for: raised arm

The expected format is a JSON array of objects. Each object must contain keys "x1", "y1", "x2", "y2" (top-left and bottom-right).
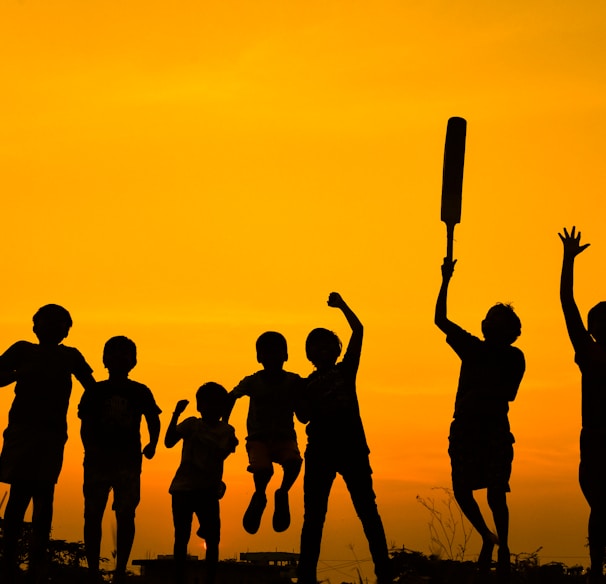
[
  {"x1": 164, "y1": 399, "x2": 189, "y2": 448},
  {"x1": 435, "y1": 257, "x2": 458, "y2": 335},
  {"x1": 328, "y1": 292, "x2": 363, "y2": 356},
  {"x1": 559, "y1": 226, "x2": 591, "y2": 351}
]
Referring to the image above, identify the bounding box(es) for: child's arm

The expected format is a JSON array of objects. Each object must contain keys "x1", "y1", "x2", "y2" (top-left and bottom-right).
[
  {"x1": 559, "y1": 226, "x2": 591, "y2": 351},
  {"x1": 164, "y1": 399, "x2": 189, "y2": 448},
  {"x1": 0, "y1": 370, "x2": 16, "y2": 387},
  {"x1": 328, "y1": 292, "x2": 363, "y2": 356},
  {"x1": 142, "y1": 410, "x2": 161, "y2": 460},
  {"x1": 222, "y1": 392, "x2": 238, "y2": 423},
  {"x1": 435, "y1": 257, "x2": 459, "y2": 335}
]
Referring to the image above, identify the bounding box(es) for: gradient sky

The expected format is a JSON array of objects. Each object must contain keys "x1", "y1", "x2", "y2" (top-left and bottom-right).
[{"x1": 1, "y1": 1, "x2": 606, "y2": 581}]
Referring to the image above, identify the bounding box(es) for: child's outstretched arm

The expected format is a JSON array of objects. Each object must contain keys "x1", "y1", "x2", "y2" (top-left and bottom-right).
[
  {"x1": 142, "y1": 410, "x2": 161, "y2": 460},
  {"x1": 164, "y1": 399, "x2": 189, "y2": 448},
  {"x1": 328, "y1": 292, "x2": 363, "y2": 355},
  {"x1": 435, "y1": 257, "x2": 458, "y2": 335},
  {"x1": 222, "y1": 392, "x2": 239, "y2": 423},
  {"x1": 559, "y1": 226, "x2": 591, "y2": 351}
]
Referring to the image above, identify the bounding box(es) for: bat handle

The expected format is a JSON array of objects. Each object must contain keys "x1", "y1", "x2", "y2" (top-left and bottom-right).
[{"x1": 446, "y1": 224, "x2": 455, "y2": 261}]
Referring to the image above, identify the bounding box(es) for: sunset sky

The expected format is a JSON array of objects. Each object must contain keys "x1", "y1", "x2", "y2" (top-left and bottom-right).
[{"x1": 1, "y1": 0, "x2": 606, "y2": 581}]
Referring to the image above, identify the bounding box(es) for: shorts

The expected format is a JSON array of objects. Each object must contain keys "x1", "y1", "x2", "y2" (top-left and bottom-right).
[
  {"x1": 83, "y1": 464, "x2": 141, "y2": 516},
  {"x1": 246, "y1": 439, "x2": 302, "y2": 473},
  {"x1": 448, "y1": 421, "x2": 514, "y2": 492},
  {"x1": 172, "y1": 488, "x2": 221, "y2": 544}
]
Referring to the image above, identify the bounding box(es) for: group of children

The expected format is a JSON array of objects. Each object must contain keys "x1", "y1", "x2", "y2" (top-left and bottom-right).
[
  {"x1": 0, "y1": 292, "x2": 392, "y2": 584},
  {"x1": 0, "y1": 227, "x2": 605, "y2": 584}
]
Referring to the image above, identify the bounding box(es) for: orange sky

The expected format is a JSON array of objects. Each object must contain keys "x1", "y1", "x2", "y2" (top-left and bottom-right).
[{"x1": 1, "y1": 0, "x2": 606, "y2": 581}]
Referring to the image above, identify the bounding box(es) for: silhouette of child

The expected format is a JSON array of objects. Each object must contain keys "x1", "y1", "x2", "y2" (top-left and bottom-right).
[
  {"x1": 0, "y1": 304, "x2": 96, "y2": 584},
  {"x1": 78, "y1": 336, "x2": 161, "y2": 584},
  {"x1": 559, "y1": 226, "x2": 606, "y2": 582},
  {"x1": 435, "y1": 258, "x2": 524, "y2": 579},
  {"x1": 165, "y1": 383, "x2": 238, "y2": 584},
  {"x1": 225, "y1": 331, "x2": 303, "y2": 534},
  {"x1": 295, "y1": 292, "x2": 393, "y2": 584}
]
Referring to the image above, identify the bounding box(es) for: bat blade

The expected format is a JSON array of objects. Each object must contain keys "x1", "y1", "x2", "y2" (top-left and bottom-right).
[{"x1": 441, "y1": 116, "x2": 467, "y2": 226}]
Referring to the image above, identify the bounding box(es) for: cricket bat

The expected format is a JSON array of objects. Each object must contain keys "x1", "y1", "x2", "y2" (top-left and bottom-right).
[{"x1": 441, "y1": 116, "x2": 467, "y2": 261}]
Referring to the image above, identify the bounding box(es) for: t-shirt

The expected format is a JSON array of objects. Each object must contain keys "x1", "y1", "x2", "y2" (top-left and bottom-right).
[
  {"x1": 231, "y1": 370, "x2": 302, "y2": 442},
  {"x1": 446, "y1": 325, "x2": 525, "y2": 432},
  {"x1": 78, "y1": 378, "x2": 161, "y2": 471},
  {"x1": 298, "y1": 342, "x2": 369, "y2": 456},
  {"x1": 0, "y1": 340, "x2": 93, "y2": 483},
  {"x1": 169, "y1": 418, "x2": 238, "y2": 494},
  {"x1": 574, "y1": 338, "x2": 606, "y2": 431}
]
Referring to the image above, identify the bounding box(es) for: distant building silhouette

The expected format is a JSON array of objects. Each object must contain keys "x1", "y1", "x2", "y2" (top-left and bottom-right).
[{"x1": 132, "y1": 551, "x2": 298, "y2": 584}]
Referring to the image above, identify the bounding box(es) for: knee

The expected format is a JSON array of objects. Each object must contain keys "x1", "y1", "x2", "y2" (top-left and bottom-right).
[
  {"x1": 284, "y1": 458, "x2": 302, "y2": 473},
  {"x1": 115, "y1": 509, "x2": 136, "y2": 527},
  {"x1": 487, "y1": 489, "x2": 507, "y2": 511},
  {"x1": 452, "y1": 486, "x2": 473, "y2": 507},
  {"x1": 253, "y1": 467, "x2": 274, "y2": 482}
]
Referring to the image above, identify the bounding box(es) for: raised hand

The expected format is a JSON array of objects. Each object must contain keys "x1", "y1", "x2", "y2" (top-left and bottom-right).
[
  {"x1": 559, "y1": 226, "x2": 590, "y2": 259},
  {"x1": 142, "y1": 443, "x2": 156, "y2": 460},
  {"x1": 174, "y1": 399, "x2": 189, "y2": 416},
  {"x1": 327, "y1": 292, "x2": 346, "y2": 309},
  {"x1": 441, "y1": 257, "x2": 457, "y2": 280}
]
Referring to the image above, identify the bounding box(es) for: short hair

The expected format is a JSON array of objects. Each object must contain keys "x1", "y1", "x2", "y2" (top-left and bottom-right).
[
  {"x1": 103, "y1": 336, "x2": 137, "y2": 365},
  {"x1": 588, "y1": 302, "x2": 606, "y2": 336},
  {"x1": 305, "y1": 327, "x2": 342, "y2": 361},
  {"x1": 256, "y1": 331, "x2": 288, "y2": 361},
  {"x1": 196, "y1": 382, "x2": 229, "y2": 409},
  {"x1": 33, "y1": 304, "x2": 72, "y2": 329},
  {"x1": 483, "y1": 303, "x2": 522, "y2": 344}
]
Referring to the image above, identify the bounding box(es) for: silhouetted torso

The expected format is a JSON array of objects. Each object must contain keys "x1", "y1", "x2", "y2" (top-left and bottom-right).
[
  {"x1": 79, "y1": 378, "x2": 160, "y2": 471},
  {"x1": 169, "y1": 418, "x2": 237, "y2": 493},
  {"x1": 0, "y1": 340, "x2": 93, "y2": 483},
  {"x1": 447, "y1": 325, "x2": 525, "y2": 432},
  {"x1": 575, "y1": 338, "x2": 606, "y2": 431},
  {"x1": 232, "y1": 370, "x2": 301, "y2": 442},
  {"x1": 300, "y1": 343, "x2": 369, "y2": 456}
]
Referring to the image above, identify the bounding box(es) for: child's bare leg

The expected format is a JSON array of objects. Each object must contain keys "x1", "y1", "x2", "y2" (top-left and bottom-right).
[
  {"x1": 488, "y1": 488, "x2": 510, "y2": 578},
  {"x1": 588, "y1": 508, "x2": 606, "y2": 579},
  {"x1": 29, "y1": 484, "x2": 55, "y2": 583},
  {"x1": 279, "y1": 458, "x2": 302, "y2": 493},
  {"x1": 453, "y1": 487, "x2": 497, "y2": 567},
  {"x1": 172, "y1": 495, "x2": 193, "y2": 584},
  {"x1": 253, "y1": 468, "x2": 273, "y2": 494},
  {"x1": 114, "y1": 510, "x2": 136, "y2": 580},
  {"x1": 243, "y1": 469, "x2": 272, "y2": 534},
  {"x1": 2, "y1": 486, "x2": 32, "y2": 583},
  {"x1": 273, "y1": 459, "x2": 302, "y2": 532},
  {"x1": 205, "y1": 539, "x2": 219, "y2": 584}
]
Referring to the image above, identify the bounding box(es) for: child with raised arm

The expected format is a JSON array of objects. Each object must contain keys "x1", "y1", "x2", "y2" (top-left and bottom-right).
[
  {"x1": 435, "y1": 258, "x2": 525, "y2": 579},
  {"x1": 558, "y1": 226, "x2": 606, "y2": 582},
  {"x1": 226, "y1": 331, "x2": 302, "y2": 534},
  {"x1": 296, "y1": 292, "x2": 392, "y2": 584},
  {"x1": 0, "y1": 304, "x2": 96, "y2": 584},
  {"x1": 165, "y1": 383, "x2": 238, "y2": 584},
  {"x1": 78, "y1": 336, "x2": 161, "y2": 584}
]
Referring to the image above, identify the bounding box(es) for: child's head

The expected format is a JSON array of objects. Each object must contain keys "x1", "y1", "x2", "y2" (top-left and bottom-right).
[
  {"x1": 196, "y1": 382, "x2": 228, "y2": 421},
  {"x1": 33, "y1": 304, "x2": 73, "y2": 345},
  {"x1": 305, "y1": 327, "x2": 342, "y2": 369},
  {"x1": 481, "y1": 303, "x2": 521, "y2": 345},
  {"x1": 588, "y1": 301, "x2": 606, "y2": 344},
  {"x1": 256, "y1": 331, "x2": 288, "y2": 369},
  {"x1": 103, "y1": 336, "x2": 137, "y2": 376}
]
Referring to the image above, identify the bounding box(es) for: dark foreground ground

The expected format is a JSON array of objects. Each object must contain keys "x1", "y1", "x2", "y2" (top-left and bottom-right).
[{"x1": 22, "y1": 548, "x2": 589, "y2": 584}]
